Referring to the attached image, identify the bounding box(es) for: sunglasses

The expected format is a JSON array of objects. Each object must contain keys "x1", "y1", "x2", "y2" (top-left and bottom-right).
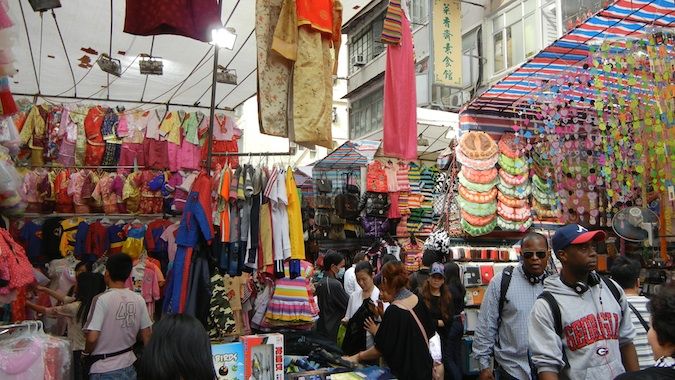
[{"x1": 523, "y1": 251, "x2": 547, "y2": 260}]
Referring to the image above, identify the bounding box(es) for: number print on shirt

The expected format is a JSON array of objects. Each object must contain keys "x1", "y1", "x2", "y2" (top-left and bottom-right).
[{"x1": 115, "y1": 302, "x2": 136, "y2": 328}]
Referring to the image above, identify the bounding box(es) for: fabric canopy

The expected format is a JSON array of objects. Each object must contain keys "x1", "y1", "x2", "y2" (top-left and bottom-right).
[
  {"x1": 313, "y1": 140, "x2": 381, "y2": 169},
  {"x1": 7, "y1": 0, "x2": 257, "y2": 110},
  {"x1": 462, "y1": 0, "x2": 674, "y2": 122}
]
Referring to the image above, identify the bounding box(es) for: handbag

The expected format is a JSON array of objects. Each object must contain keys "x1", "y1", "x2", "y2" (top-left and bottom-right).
[
  {"x1": 316, "y1": 173, "x2": 333, "y2": 193},
  {"x1": 330, "y1": 213, "x2": 346, "y2": 225},
  {"x1": 316, "y1": 209, "x2": 331, "y2": 228},
  {"x1": 315, "y1": 195, "x2": 333, "y2": 209},
  {"x1": 391, "y1": 301, "x2": 444, "y2": 380},
  {"x1": 364, "y1": 192, "x2": 390, "y2": 217}
]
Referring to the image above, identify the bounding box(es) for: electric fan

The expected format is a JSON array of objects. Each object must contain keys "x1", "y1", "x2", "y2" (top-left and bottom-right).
[{"x1": 611, "y1": 207, "x2": 659, "y2": 246}]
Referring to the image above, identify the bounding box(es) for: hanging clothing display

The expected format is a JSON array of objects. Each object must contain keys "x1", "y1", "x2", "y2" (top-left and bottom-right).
[
  {"x1": 14, "y1": 104, "x2": 240, "y2": 171},
  {"x1": 255, "y1": 0, "x2": 291, "y2": 138},
  {"x1": 382, "y1": 3, "x2": 417, "y2": 160},
  {"x1": 123, "y1": 0, "x2": 222, "y2": 42},
  {"x1": 269, "y1": 0, "x2": 342, "y2": 148}
]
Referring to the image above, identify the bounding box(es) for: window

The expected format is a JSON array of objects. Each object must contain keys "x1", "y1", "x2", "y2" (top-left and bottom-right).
[
  {"x1": 561, "y1": 0, "x2": 604, "y2": 32},
  {"x1": 491, "y1": 0, "x2": 539, "y2": 74},
  {"x1": 541, "y1": 1, "x2": 558, "y2": 46},
  {"x1": 349, "y1": 88, "x2": 384, "y2": 139},
  {"x1": 406, "y1": 0, "x2": 429, "y2": 25},
  {"x1": 462, "y1": 30, "x2": 480, "y2": 89},
  {"x1": 348, "y1": 14, "x2": 386, "y2": 74}
]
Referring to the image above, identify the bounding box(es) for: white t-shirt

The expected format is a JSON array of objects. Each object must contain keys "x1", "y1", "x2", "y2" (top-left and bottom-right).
[
  {"x1": 344, "y1": 287, "x2": 387, "y2": 349},
  {"x1": 85, "y1": 288, "x2": 152, "y2": 374},
  {"x1": 267, "y1": 169, "x2": 291, "y2": 260},
  {"x1": 343, "y1": 267, "x2": 358, "y2": 296},
  {"x1": 626, "y1": 295, "x2": 654, "y2": 369}
]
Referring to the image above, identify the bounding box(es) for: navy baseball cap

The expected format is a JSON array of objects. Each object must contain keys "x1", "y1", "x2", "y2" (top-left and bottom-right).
[
  {"x1": 429, "y1": 263, "x2": 445, "y2": 278},
  {"x1": 552, "y1": 224, "x2": 606, "y2": 253}
]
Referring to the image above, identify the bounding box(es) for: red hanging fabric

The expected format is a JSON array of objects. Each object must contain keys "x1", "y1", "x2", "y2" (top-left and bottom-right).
[
  {"x1": 124, "y1": 0, "x2": 222, "y2": 43},
  {"x1": 382, "y1": 11, "x2": 417, "y2": 161}
]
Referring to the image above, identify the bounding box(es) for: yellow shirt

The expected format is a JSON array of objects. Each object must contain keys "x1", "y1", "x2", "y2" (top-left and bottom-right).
[
  {"x1": 159, "y1": 111, "x2": 184, "y2": 145},
  {"x1": 285, "y1": 169, "x2": 305, "y2": 259},
  {"x1": 59, "y1": 218, "x2": 84, "y2": 257}
]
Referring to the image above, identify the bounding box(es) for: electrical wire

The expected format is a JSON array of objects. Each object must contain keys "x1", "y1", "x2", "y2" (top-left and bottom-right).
[
  {"x1": 216, "y1": 67, "x2": 256, "y2": 107},
  {"x1": 166, "y1": 45, "x2": 216, "y2": 103},
  {"x1": 191, "y1": 28, "x2": 255, "y2": 105},
  {"x1": 140, "y1": 36, "x2": 155, "y2": 101},
  {"x1": 17, "y1": 0, "x2": 41, "y2": 94},
  {"x1": 50, "y1": 10, "x2": 78, "y2": 97}
]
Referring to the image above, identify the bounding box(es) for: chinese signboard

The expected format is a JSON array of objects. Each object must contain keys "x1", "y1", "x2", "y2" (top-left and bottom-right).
[{"x1": 433, "y1": 0, "x2": 462, "y2": 87}]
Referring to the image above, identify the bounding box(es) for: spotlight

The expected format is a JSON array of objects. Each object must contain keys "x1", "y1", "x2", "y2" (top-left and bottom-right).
[
  {"x1": 210, "y1": 27, "x2": 237, "y2": 50},
  {"x1": 97, "y1": 54, "x2": 121, "y2": 77},
  {"x1": 28, "y1": 0, "x2": 61, "y2": 12},
  {"x1": 139, "y1": 55, "x2": 163, "y2": 75},
  {"x1": 215, "y1": 66, "x2": 237, "y2": 85}
]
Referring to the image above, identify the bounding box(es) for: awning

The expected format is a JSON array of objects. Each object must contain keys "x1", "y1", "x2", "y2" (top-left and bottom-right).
[
  {"x1": 6, "y1": 1, "x2": 257, "y2": 110},
  {"x1": 461, "y1": 0, "x2": 675, "y2": 127},
  {"x1": 313, "y1": 140, "x2": 381, "y2": 170}
]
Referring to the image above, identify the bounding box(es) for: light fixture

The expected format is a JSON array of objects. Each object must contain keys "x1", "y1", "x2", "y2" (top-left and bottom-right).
[
  {"x1": 97, "y1": 53, "x2": 121, "y2": 77},
  {"x1": 215, "y1": 66, "x2": 237, "y2": 85},
  {"x1": 417, "y1": 134, "x2": 429, "y2": 146},
  {"x1": 210, "y1": 27, "x2": 237, "y2": 50},
  {"x1": 139, "y1": 55, "x2": 163, "y2": 75},
  {"x1": 28, "y1": 0, "x2": 61, "y2": 12}
]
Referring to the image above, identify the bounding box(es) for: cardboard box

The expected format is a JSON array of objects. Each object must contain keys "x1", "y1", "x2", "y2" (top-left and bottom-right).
[
  {"x1": 241, "y1": 333, "x2": 284, "y2": 380},
  {"x1": 212, "y1": 342, "x2": 244, "y2": 380}
]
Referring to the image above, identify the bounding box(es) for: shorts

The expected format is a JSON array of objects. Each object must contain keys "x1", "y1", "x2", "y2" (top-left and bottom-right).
[
  {"x1": 140, "y1": 196, "x2": 162, "y2": 214},
  {"x1": 201, "y1": 139, "x2": 238, "y2": 169},
  {"x1": 169, "y1": 140, "x2": 201, "y2": 171},
  {"x1": 90, "y1": 365, "x2": 136, "y2": 380},
  {"x1": 58, "y1": 140, "x2": 75, "y2": 166},
  {"x1": 118, "y1": 143, "x2": 145, "y2": 172},
  {"x1": 101, "y1": 143, "x2": 121, "y2": 166},
  {"x1": 144, "y1": 138, "x2": 169, "y2": 170},
  {"x1": 85, "y1": 142, "x2": 105, "y2": 166}
]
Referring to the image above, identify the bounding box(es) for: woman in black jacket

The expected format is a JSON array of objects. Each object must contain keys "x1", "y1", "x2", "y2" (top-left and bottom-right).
[{"x1": 615, "y1": 284, "x2": 675, "y2": 380}]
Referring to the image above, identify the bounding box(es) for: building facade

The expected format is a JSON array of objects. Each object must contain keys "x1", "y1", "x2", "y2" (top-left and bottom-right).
[{"x1": 343, "y1": 0, "x2": 609, "y2": 139}]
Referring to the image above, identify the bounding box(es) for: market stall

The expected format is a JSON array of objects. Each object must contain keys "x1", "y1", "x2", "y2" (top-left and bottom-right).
[{"x1": 448, "y1": 0, "x2": 674, "y2": 374}]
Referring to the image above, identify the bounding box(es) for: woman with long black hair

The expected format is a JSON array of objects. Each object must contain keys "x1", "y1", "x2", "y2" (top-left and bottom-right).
[
  {"x1": 27, "y1": 272, "x2": 107, "y2": 380},
  {"x1": 444, "y1": 261, "x2": 466, "y2": 380},
  {"x1": 138, "y1": 314, "x2": 215, "y2": 380}
]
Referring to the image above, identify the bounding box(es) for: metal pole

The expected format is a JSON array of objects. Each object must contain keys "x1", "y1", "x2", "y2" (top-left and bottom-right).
[{"x1": 206, "y1": 45, "x2": 220, "y2": 171}]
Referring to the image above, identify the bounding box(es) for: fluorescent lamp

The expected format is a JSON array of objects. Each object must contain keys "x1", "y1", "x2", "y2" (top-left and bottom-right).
[{"x1": 211, "y1": 27, "x2": 237, "y2": 50}]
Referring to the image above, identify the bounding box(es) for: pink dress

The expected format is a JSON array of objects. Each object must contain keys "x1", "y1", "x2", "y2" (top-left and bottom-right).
[{"x1": 382, "y1": 11, "x2": 417, "y2": 160}]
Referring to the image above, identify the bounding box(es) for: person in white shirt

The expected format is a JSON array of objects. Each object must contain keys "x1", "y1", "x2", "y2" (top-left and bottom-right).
[
  {"x1": 84, "y1": 253, "x2": 152, "y2": 379},
  {"x1": 342, "y1": 261, "x2": 388, "y2": 356},
  {"x1": 611, "y1": 256, "x2": 654, "y2": 369},
  {"x1": 344, "y1": 252, "x2": 368, "y2": 296}
]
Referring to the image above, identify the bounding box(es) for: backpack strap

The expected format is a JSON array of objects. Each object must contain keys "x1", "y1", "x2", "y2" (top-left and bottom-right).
[
  {"x1": 627, "y1": 302, "x2": 650, "y2": 332},
  {"x1": 496, "y1": 265, "x2": 514, "y2": 348},
  {"x1": 600, "y1": 276, "x2": 621, "y2": 305},
  {"x1": 538, "y1": 291, "x2": 562, "y2": 336}
]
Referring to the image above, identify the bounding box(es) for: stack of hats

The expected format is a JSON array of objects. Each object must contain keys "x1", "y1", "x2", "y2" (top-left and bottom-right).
[
  {"x1": 496, "y1": 133, "x2": 532, "y2": 231},
  {"x1": 531, "y1": 149, "x2": 560, "y2": 220},
  {"x1": 456, "y1": 131, "x2": 499, "y2": 236}
]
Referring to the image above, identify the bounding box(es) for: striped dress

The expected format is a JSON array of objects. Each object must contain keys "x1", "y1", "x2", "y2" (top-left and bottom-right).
[{"x1": 264, "y1": 260, "x2": 319, "y2": 325}]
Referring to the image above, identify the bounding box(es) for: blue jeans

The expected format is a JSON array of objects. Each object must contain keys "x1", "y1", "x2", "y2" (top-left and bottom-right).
[{"x1": 89, "y1": 365, "x2": 136, "y2": 380}]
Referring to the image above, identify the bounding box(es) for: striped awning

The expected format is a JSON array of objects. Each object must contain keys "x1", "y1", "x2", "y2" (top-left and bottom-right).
[
  {"x1": 313, "y1": 140, "x2": 381, "y2": 169},
  {"x1": 461, "y1": 0, "x2": 675, "y2": 124}
]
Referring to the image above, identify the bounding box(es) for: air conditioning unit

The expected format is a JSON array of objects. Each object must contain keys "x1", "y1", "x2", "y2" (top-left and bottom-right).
[
  {"x1": 352, "y1": 55, "x2": 366, "y2": 67},
  {"x1": 449, "y1": 93, "x2": 463, "y2": 108}
]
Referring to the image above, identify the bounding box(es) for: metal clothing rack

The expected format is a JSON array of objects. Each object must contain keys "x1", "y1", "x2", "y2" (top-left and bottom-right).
[{"x1": 16, "y1": 164, "x2": 143, "y2": 170}]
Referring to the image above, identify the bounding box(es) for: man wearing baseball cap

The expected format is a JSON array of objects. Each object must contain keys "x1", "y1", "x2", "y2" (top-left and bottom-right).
[{"x1": 529, "y1": 224, "x2": 639, "y2": 380}]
